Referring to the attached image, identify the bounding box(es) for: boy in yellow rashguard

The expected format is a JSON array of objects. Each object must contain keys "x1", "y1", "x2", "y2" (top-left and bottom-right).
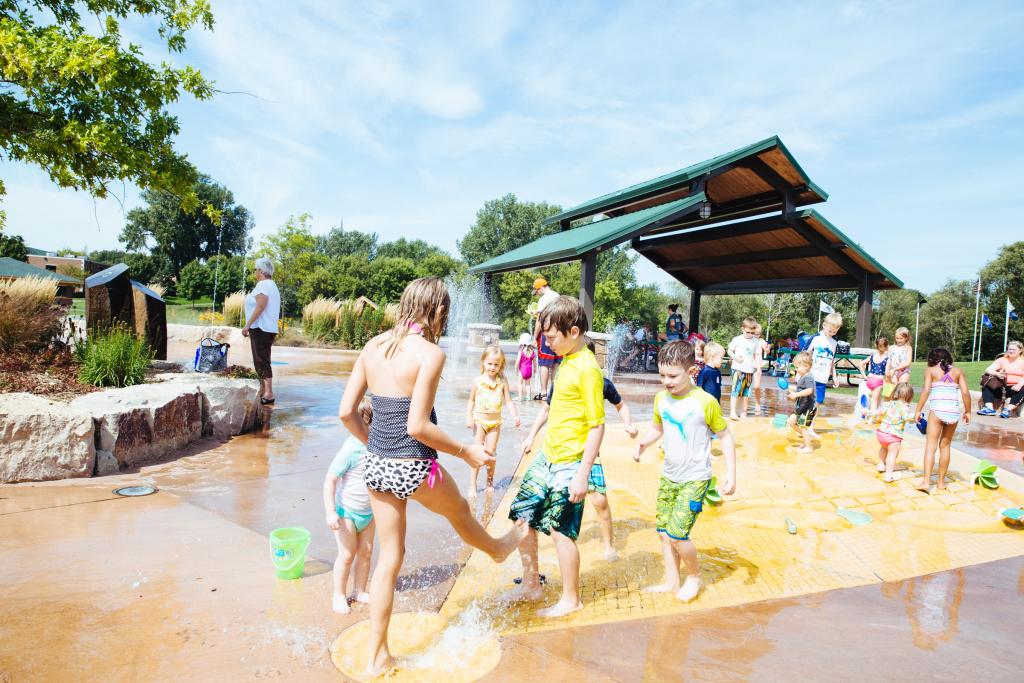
[
  {"x1": 509, "y1": 295, "x2": 605, "y2": 618},
  {"x1": 635, "y1": 340, "x2": 737, "y2": 603}
]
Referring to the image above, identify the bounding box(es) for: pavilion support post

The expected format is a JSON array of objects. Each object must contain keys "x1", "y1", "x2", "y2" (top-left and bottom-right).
[
  {"x1": 482, "y1": 272, "x2": 494, "y2": 323},
  {"x1": 856, "y1": 273, "x2": 873, "y2": 347},
  {"x1": 688, "y1": 290, "x2": 701, "y2": 335},
  {"x1": 580, "y1": 250, "x2": 596, "y2": 328}
]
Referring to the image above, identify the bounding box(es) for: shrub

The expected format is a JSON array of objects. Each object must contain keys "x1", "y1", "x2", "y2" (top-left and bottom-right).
[
  {"x1": 302, "y1": 297, "x2": 342, "y2": 342},
  {"x1": 75, "y1": 325, "x2": 154, "y2": 388},
  {"x1": 222, "y1": 291, "x2": 245, "y2": 327},
  {"x1": 0, "y1": 276, "x2": 64, "y2": 353},
  {"x1": 336, "y1": 306, "x2": 387, "y2": 349}
]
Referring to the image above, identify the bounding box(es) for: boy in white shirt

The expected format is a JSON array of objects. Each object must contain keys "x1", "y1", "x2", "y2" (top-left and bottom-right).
[
  {"x1": 806, "y1": 312, "x2": 843, "y2": 438},
  {"x1": 727, "y1": 317, "x2": 760, "y2": 420}
]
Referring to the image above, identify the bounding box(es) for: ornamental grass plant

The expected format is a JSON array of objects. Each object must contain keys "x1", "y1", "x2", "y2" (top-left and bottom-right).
[{"x1": 0, "y1": 276, "x2": 64, "y2": 353}]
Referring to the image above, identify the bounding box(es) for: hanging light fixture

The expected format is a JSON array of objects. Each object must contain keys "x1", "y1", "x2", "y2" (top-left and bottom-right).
[{"x1": 699, "y1": 201, "x2": 712, "y2": 220}]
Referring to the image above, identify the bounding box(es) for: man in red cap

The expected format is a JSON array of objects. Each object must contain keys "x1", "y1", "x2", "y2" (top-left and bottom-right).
[{"x1": 533, "y1": 277, "x2": 561, "y2": 399}]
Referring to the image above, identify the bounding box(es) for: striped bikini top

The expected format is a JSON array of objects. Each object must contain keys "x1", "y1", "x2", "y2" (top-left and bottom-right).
[{"x1": 366, "y1": 395, "x2": 438, "y2": 459}]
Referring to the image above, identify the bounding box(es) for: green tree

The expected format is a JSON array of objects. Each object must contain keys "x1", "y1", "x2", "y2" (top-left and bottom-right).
[
  {"x1": 458, "y1": 193, "x2": 563, "y2": 266},
  {"x1": 0, "y1": 0, "x2": 217, "y2": 228},
  {"x1": 253, "y1": 214, "x2": 323, "y2": 317},
  {"x1": 206, "y1": 254, "x2": 245, "y2": 302},
  {"x1": 378, "y1": 237, "x2": 447, "y2": 262},
  {"x1": 980, "y1": 241, "x2": 1024, "y2": 355},
  {"x1": 177, "y1": 258, "x2": 210, "y2": 306},
  {"x1": 366, "y1": 257, "x2": 419, "y2": 303},
  {"x1": 316, "y1": 226, "x2": 378, "y2": 259},
  {"x1": 120, "y1": 174, "x2": 252, "y2": 281},
  {"x1": 919, "y1": 279, "x2": 975, "y2": 360},
  {"x1": 0, "y1": 230, "x2": 27, "y2": 260}
]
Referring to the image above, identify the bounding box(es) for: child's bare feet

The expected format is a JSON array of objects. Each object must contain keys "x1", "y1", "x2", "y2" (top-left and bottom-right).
[
  {"x1": 883, "y1": 472, "x2": 900, "y2": 483},
  {"x1": 729, "y1": 413, "x2": 740, "y2": 421},
  {"x1": 676, "y1": 576, "x2": 702, "y2": 603},
  {"x1": 796, "y1": 446, "x2": 813, "y2": 454},
  {"x1": 332, "y1": 594, "x2": 351, "y2": 614},
  {"x1": 537, "y1": 598, "x2": 583, "y2": 618},
  {"x1": 365, "y1": 648, "x2": 394, "y2": 678},
  {"x1": 876, "y1": 461, "x2": 886, "y2": 472},
  {"x1": 643, "y1": 582, "x2": 680, "y2": 593},
  {"x1": 808, "y1": 429, "x2": 821, "y2": 440},
  {"x1": 487, "y1": 519, "x2": 529, "y2": 563},
  {"x1": 503, "y1": 581, "x2": 544, "y2": 602},
  {"x1": 603, "y1": 547, "x2": 619, "y2": 562},
  {"x1": 915, "y1": 479, "x2": 931, "y2": 493},
  {"x1": 936, "y1": 480, "x2": 946, "y2": 490}
]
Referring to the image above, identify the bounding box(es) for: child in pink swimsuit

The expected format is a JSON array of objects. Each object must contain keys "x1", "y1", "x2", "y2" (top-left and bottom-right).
[{"x1": 516, "y1": 333, "x2": 536, "y2": 401}]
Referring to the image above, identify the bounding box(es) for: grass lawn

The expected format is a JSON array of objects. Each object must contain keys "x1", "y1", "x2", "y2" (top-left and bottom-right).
[{"x1": 817, "y1": 360, "x2": 990, "y2": 396}]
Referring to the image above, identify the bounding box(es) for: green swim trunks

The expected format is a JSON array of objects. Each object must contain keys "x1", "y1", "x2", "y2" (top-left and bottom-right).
[
  {"x1": 656, "y1": 477, "x2": 711, "y2": 540},
  {"x1": 509, "y1": 452, "x2": 585, "y2": 539},
  {"x1": 587, "y1": 456, "x2": 606, "y2": 495}
]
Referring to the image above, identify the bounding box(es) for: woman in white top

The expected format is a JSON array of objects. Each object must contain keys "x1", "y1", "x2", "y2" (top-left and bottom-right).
[{"x1": 242, "y1": 257, "x2": 282, "y2": 404}]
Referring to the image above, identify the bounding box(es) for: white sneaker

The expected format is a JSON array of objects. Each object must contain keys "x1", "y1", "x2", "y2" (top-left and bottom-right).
[
  {"x1": 332, "y1": 594, "x2": 351, "y2": 614},
  {"x1": 676, "y1": 576, "x2": 701, "y2": 603},
  {"x1": 353, "y1": 591, "x2": 370, "y2": 604}
]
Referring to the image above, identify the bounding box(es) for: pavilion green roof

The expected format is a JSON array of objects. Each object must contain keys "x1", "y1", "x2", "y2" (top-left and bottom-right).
[
  {"x1": 543, "y1": 135, "x2": 827, "y2": 227},
  {"x1": 469, "y1": 192, "x2": 706, "y2": 274},
  {"x1": 0, "y1": 257, "x2": 83, "y2": 285}
]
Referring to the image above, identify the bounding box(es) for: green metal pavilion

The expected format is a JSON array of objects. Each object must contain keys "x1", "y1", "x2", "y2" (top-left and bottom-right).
[{"x1": 468, "y1": 136, "x2": 902, "y2": 346}]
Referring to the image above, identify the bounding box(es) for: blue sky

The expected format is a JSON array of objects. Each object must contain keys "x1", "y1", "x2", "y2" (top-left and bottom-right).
[{"x1": 7, "y1": 1, "x2": 1023, "y2": 293}]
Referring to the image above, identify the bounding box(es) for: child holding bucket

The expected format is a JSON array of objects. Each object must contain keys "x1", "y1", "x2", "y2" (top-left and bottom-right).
[
  {"x1": 339, "y1": 277, "x2": 527, "y2": 677},
  {"x1": 856, "y1": 336, "x2": 889, "y2": 415},
  {"x1": 324, "y1": 397, "x2": 376, "y2": 614}
]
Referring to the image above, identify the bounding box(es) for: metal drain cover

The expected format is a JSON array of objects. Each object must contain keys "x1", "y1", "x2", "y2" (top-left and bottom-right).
[{"x1": 113, "y1": 485, "x2": 158, "y2": 497}]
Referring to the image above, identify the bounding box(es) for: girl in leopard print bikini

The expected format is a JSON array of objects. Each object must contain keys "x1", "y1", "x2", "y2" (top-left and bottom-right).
[{"x1": 339, "y1": 277, "x2": 528, "y2": 678}]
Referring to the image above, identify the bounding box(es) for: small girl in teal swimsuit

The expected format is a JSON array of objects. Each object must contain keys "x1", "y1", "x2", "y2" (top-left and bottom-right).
[{"x1": 324, "y1": 397, "x2": 376, "y2": 614}]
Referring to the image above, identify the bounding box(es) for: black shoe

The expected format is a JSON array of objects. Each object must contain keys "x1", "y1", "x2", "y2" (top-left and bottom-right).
[
  {"x1": 260, "y1": 397, "x2": 276, "y2": 405},
  {"x1": 533, "y1": 393, "x2": 543, "y2": 401}
]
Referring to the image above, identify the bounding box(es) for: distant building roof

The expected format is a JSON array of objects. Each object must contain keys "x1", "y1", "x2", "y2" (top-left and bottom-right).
[
  {"x1": 25, "y1": 246, "x2": 52, "y2": 256},
  {"x1": 0, "y1": 257, "x2": 83, "y2": 285}
]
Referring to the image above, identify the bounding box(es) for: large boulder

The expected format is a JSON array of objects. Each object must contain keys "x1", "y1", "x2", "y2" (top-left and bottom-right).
[
  {"x1": 156, "y1": 373, "x2": 263, "y2": 439},
  {"x1": 0, "y1": 393, "x2": 95, "y2": 483},
  {"x1": 70, "y1": 383, "x2": 202, "y2": 468}
]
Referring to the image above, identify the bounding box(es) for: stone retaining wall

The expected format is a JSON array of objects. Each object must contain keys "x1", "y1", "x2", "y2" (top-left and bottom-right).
[{"x1": 0, "y1": 374, "x2": 263, "y2": 483}]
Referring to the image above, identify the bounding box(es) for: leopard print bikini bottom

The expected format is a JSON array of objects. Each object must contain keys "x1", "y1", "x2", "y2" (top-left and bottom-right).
[{"x1": 364, "y1": 454, "x2": 435, "y2": 500}]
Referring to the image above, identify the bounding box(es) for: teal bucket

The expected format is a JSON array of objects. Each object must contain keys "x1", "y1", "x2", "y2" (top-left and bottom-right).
[{"x1": 269, "y1": 526, "x2": 311, "y2": 580}]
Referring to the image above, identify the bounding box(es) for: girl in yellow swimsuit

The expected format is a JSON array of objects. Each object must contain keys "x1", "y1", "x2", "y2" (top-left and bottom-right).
[{"x1": 465, "y1": 345, "x2": 520, "y2": 496}]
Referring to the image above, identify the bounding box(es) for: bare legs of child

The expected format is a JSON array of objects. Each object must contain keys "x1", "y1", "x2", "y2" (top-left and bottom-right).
[
  {"x1": 468, "y1": 425, "x2": 500, "y2": 499},
  {"x1": 879, "y1": 442, "x2": 901, "y2": 482},
  {"x1": 513, "y1": 527, "x2": 584, "y2": 617},
  {"x1": 332, "y1": 520, "x2": 375, "y2": 614},
  {"x1": 787, "y1": 415, "x2": 814, "y2": 453},
  {"x1": 917, "y1": 414, "x2": 957, "y2": 493},
  {"x1": 364, "y1": 470, "x2": 527, "y2": 677},
  {"x1": 588, "y1": 491, "x2": 618, "y2": 561},
  {"x1": 644, "y1": 533, "x2": 701, "y2": 602}
]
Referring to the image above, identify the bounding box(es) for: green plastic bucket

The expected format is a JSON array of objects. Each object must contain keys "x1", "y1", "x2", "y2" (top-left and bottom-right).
[{"x1": 269, "y1": 526, "x2": 311, "y2": 580}]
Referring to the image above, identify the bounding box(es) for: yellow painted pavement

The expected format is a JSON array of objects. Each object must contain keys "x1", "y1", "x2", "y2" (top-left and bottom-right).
[{"x1": 333, "y1": 416, "x2": 1024, "y2": 678}]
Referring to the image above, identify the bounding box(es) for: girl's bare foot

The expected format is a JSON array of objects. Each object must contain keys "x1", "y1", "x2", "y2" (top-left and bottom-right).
[
  {"x1": 643, "y1": 582, "x2": 680, "y2": 593},
  {"x1": 503, "y1": 582, "x2": 544, "y2": 602},
  {"x1": 796, "y1": 446, "x2": 813, "y2": 454},
  {"x1": 365, "y1": 648, "x2": 394, "y2": 678},
  {"x1": 332, "y1": 594, "x2": 351, "y2": 614},
  {"x1": 876, "y1": 462, "x2": 886, "y2": 472},
  {"x1": 915, "y1": 479, "x2": 931, "y2": 494},
  {"x1": 729, "y1": 414, "x2": 740, "y2": 421},
  {"x1": 487, "y1": 519, "x2": 529, "y2": 563},
  {"x1": 883, "y1": 472, "x2": 900, "y2": 483},
  {"x1": 677, "y1": 576, "x2": 702, "y2": 603},
  {"x1": 936, "y1": 480, "x2": 946, "y2": 490},
  {"x1": 537, "y1": 598, "x2": 583, "y2": 618},
  {"x1": 604, "y1": 547, "x2": 619, "y2": 562}
]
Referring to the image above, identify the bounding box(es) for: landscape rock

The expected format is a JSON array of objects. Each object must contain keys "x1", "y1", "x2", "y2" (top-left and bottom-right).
[
  {"x1": 0, "y1": 393, "x2": 95, "y2": 483},
  {"x1": 156, "y1": 373, "x2": 263, "y2": 439},
  {"x1": 70, "y1": 383, "x2": 202, "y2": 468},
  {"x1": 94, "y1": 450, "x2": 120, "y2": 476}
]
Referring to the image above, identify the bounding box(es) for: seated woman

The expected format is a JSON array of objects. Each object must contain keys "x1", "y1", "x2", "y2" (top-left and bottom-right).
[{"x1": 978, "y1": 340, "x2": 1024, "y2": 418}]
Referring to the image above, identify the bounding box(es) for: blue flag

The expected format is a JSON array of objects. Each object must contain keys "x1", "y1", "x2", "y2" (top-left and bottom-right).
[
  {"x1": 1010, "y1": 297, "x2": 1019, "y2": 321},
  {"x1": 982, "y1": 314, "x2": 993, "y2": 329}
]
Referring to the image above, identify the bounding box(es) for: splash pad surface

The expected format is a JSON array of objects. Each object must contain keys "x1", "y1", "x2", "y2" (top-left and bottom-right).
[{"x1": 332, "y1": 417, "x2": 1024, "y2": 677}]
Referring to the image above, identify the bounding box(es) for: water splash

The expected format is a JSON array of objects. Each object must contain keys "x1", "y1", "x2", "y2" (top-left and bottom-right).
[
  {"x1": 444, "y1": 274, "x2": 489, "y2": 367},
  {"x1": 403, "y1": 603, "x2": 497, "y2": 673}
]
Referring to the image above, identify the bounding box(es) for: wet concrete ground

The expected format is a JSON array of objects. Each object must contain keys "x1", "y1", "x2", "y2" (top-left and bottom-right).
[{"x1": 2, "y1": 344, "x2": 1023, "y2": 681}]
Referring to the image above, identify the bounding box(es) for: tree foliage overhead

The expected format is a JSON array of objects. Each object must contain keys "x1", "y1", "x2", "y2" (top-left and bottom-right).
[
  {"x1": 120, "y1": 174, "x2": 252, "y2": 281},
  {"x1": 0, "y1": 0, "x2": 216, "y2": 226},
  {"x1": 0, "y1": 229, "x2": 26, "y2": 260}
]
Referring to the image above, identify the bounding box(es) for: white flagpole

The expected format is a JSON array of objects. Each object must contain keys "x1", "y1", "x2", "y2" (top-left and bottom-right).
[
  {"x1": 971, "y1": 279, "x2": 981, "y2": 362},
  {"x1": 1006, "y1": 297, "x2": 1012, "y2": 352}
]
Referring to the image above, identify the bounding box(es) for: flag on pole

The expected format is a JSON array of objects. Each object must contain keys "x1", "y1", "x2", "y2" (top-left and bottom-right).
[
  {"x1": 976, "y1": 279, "x2": 982, "y2": 294},
  {"x1": 1010, "y1": 297, "x2": 1019, "y2": 322},
  {"x1": 819, "y1": 300, "x2": 834, "y2": 314},
  {"x1": 982, "y1": 314, "x2": 993, "y2": 329}
]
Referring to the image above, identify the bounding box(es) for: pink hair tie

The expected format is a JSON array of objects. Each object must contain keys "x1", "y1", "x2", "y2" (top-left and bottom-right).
[{"x1": 408, "y1": 321, "x2": 423, "y2": 335}]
